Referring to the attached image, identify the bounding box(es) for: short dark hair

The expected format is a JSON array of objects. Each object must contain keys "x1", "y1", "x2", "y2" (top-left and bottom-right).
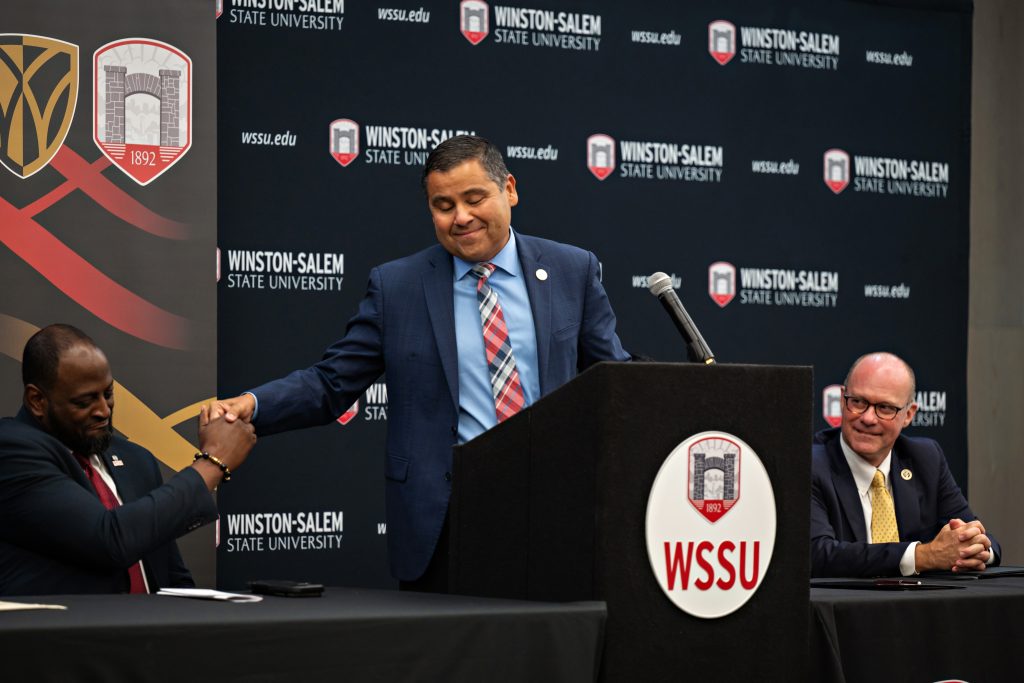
[
  {"x1": 22, "y1": 324, "x2": 98, "y2": 391},
  {"x1": 421, "y1": 135, "x2": 510, "y2": 193}
]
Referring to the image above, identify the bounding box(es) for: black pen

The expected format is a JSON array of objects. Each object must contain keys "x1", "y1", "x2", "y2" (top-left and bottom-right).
[{"x1": 874, "y1": 578, "x2": 921, "y2": 587}]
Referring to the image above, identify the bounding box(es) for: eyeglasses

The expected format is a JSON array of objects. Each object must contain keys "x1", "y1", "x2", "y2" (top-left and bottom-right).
[{"x1": 843, "y1": 395, "x2": 907, "y2": 421}]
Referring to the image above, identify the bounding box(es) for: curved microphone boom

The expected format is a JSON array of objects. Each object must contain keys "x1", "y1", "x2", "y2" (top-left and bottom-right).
[{"x1": 647, "y1": 272, "x2": 716, "y2": 364}]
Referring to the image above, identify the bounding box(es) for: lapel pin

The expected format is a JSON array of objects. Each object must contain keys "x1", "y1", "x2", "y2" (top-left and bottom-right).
[
  {"x1": 535, "y1": 268, "x2": 548, "y2": 281},
  {"x1": 900, "y1": 468, "x2": 912, "y2": 480},
  {"x1": 111, "y1": 454, "x2": 125, "y2": 467}
]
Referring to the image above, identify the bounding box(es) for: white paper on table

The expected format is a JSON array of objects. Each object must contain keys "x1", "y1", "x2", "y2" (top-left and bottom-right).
[
  {"x1": 0, "y1": 599, "x2": 68, "y2": 611},
  {"x1": 156, "y1": 588, "x2": 262, "y2": 603}
]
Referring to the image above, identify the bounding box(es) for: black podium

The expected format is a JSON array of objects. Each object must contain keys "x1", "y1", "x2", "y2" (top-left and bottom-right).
[{"x1": 449, "y1": 362, "x2": 812, "y2": 682}]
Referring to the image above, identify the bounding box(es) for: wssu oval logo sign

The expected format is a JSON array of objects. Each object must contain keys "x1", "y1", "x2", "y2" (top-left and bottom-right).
[{"x1": 645, "y1": 431, "x2": 776, "y2": 618}]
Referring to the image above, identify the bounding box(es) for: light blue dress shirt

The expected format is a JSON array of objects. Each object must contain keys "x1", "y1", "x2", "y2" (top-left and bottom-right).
[{"x1": 452, "y1": 229, "x2": 540, "y2": 443}]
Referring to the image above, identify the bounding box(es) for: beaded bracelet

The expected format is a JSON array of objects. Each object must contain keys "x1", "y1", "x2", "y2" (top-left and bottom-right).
[{"x1": 193, "y1": 451, "x2": 232, "y2": 482}]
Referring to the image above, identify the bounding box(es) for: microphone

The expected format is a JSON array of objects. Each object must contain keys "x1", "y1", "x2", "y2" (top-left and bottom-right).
[{"x1": 647, "y1": 272, "x2": 716, "y2": 364}]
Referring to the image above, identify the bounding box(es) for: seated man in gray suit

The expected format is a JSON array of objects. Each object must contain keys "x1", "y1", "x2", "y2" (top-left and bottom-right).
[
  {"x1": 0, "y1": 324, "x2": 256, "y2": 595},
  {"x1": 811, "y1": 351, "x2": 999, "y2": 577}
]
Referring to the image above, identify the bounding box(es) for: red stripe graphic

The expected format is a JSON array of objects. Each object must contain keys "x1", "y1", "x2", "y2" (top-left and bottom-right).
[
  {"x1": 20, "y1": 155, "x2": 111, "y2": 218},
  {"x1": 46, "y1": 147, "x2": 189, "y2": 239},
  {"x1": 0, "y1": 196, "x2": 190, "y2": 350}
]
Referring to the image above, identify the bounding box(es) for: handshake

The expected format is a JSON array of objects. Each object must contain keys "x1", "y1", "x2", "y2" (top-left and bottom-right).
[{"x1": 191, "y1": 394, "x2": 259, "y2": 491}]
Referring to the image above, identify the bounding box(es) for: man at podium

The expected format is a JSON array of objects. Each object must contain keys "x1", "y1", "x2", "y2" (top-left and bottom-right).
[
  {"x1": 810, "y1": 352, "x2": 999, "y2": 577},
  {"x1": 214, "y1": 135, "x2": 630, "y2": 590}
]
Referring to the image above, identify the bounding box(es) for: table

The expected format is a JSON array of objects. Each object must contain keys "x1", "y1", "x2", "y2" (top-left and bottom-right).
[
  {"x1": 0, "y1": 587, "x2": 606, "y2": 683},
  {"x1": 9, "y1": 576, "x2": 1021, "y2": 683},
  {"x1": 810, "y1": 574, "x2": 1024, "y2": 683}
]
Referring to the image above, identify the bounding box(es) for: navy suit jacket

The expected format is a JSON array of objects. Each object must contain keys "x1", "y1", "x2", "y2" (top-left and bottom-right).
[
  {"x1": 0, "y1": 409, "x2": 218, "y2": 595},
  {"x1": 251, "y1": 233, "x2": 630, "y2": 581},
  {"x1": 810, "y1": 427, "x2": 1000, "y2": 577}
]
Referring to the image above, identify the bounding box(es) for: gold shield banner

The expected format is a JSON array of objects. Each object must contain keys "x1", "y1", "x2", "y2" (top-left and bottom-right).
[{"x1": 0, "y1": 34, "x2": 78, "y2": 179}]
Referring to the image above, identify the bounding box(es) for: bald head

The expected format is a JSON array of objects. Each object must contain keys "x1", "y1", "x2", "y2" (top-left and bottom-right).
[{"x1": 844, "y1": 352, "x2": 915, "y2": 405}]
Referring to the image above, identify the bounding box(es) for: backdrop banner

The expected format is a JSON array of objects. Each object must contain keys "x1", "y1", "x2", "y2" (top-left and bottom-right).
[
  {"x1": 0, "y1": 0, "x2": 218, "y2": 583},
  {"x1": 216, "y1": 0, "x2": 971, "y2": 588}
]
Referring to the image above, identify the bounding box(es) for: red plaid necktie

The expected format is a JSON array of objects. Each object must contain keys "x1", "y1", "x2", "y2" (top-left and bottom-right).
[
  {"x1": 73, "y1": 452, "x2": 148, "y2": 594},
  {"x1": 471, "y1": 263, "x2": 527, "y2": 422}
]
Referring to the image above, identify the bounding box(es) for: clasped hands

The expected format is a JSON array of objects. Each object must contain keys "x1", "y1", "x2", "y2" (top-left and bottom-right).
[
  {"x1": 916, "y1": 518, "x2": 993, "y2": 573},
  {"x1": 191, "y1": 395, "x2": 258, "y2": 491},
  {"x1": 208, "y1": 393, "x2": 257, "y2": 424}
]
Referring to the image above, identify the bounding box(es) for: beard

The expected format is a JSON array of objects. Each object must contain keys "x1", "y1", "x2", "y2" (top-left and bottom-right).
[{"x1": 48, "y1": 406, "x2": 114, "y2": 457}]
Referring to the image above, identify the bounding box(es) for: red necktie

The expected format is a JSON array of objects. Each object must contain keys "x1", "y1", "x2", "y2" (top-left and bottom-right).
[
  {"x1": 471, "y1": 263, "x2": 527, "y2": 422},
  {"x1": 73, "y1": 453, "x2": 147, "y2": 594}
]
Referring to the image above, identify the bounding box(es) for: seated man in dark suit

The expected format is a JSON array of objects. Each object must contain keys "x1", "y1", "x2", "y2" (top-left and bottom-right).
[
  {"x1": 811, "y1": 351, "x2": 999, "y2": 577},
  {"x1": 0, "y1": 324, "x2": 256, "y2": 595}
]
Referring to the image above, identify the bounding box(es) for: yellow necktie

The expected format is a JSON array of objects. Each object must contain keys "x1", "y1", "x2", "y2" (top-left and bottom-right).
[{"x1": 870, "y1": 470, "x2": 899, "y2": 543}]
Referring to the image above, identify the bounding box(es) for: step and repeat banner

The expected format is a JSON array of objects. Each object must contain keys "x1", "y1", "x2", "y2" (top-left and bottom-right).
[
  {"x1": 217, "y1": 0, "x2": 971, "y2": 589},
  {"x1": 0, "y1": 2, "x2": 218, "y2": 579}
]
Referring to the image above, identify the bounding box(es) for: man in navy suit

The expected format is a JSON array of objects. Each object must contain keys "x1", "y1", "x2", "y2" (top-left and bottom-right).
[
  {"x1": 811, "y1": 352, "x2": 999, "y2": 577},
  {"x1": 216, "y1": 135, "x2": 630, "y2": 588},
  {"x1": 0, "y1": 324, "x2": 256, "y2": 595}
]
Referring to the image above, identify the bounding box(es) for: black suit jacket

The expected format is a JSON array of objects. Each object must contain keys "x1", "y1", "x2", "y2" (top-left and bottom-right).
[
  {"x1": 810, "y1": 427, "x2": 1000, "y2": 577},
  {"x1": 0, "y1": 408, "x2": 218, "y2": 595}
]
